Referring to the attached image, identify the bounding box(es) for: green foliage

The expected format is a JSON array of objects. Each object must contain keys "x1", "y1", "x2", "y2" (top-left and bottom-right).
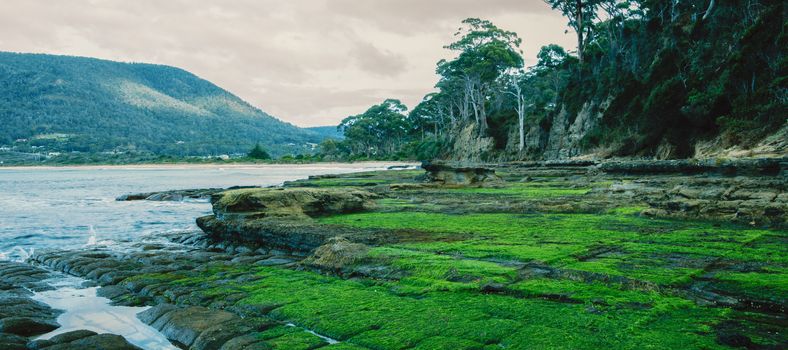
[
  {"x1": 248, "y1": 143, "x2": 272, "y2": 160},
  {"x1": 338, "y1": 99, "x2": 410, "y2": 158},
  {"x1": 346, "y1": 2, "x2": 787, "y2": 160}
]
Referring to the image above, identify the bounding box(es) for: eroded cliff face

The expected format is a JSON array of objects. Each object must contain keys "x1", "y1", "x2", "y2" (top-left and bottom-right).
[
  {"x1": 448, "y1": 97, "x2": 612, "y2": 161},
  {"x1": 447, "y1": 94, "x2": 786, "y2": 162}
]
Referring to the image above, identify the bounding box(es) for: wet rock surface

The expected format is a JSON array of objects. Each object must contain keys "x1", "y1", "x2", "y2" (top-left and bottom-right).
[
  {"x1": 116, "y1": 186, "x2": 258, "y2": 202},
  {"x1": 28, "y1": 330, "x2": 142, "y2": 350},
  {"x1": 27, "y1": 237, "x2": 334, "y2": 350},
  {"x1": 0, "y1": 262, "x2": 61, "y2": 339},
  {"x1": 0, "y1": 262, "x2": 142, "y2": 349}
]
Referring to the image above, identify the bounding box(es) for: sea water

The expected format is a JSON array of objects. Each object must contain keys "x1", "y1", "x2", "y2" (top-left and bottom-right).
[{"x1": 0, "y1": 163, "x2": 404, "y2": 260}]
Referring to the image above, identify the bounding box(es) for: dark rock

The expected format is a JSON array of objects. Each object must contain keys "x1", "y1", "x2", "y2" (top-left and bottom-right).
[
  {"x1": 116, "y1": 188, "x2": 235, "y2": 202},
  {"x1": 479, "y1": 282, "x2": 507, "y2": 294},
  {"x1": 387, "y1": 165, "x2": 414, "y2": 170},
  {"x1": 47, "y1": 333, "x2": 142, "y2": 350},
  {"x1": 48, "y1": 329, "x2": 99, "y2": 343},
  {"x1": 136, "y1": 304, "x2": 178, "y2": 324},
  {"x1": 96, "y1": 285, "x2": 129, "y2": 301},
  {"x1": 26, "y1": 338, "x2": 55, "y2": 350},
  {"x1": 0, "y1": 298, "x2": 57, "y2": 320},
  {"x1": 0, "y1": 317, "x2": 59, "y2": 336},
  {"x1": 192, "y1": 319, "x2": 255, "y2": 350},
  {"x1": 148, "y1": 306, "x2": 237, "y2": 348},
  {"x1": 0, "y1": 332, "x2": 27, "y2": 350},
  {"x1": 219, "y1": 334, "x2": 271, "y2": 350},
  {"x1": 255, "y1": 257, "x2": 296, "y2": 266},
  {"x1": 145, "y1": 193, "x2": 184, "y2": 201},
  {"x1": 598, "y1": 158, "x2": 786, "y2": 176}
]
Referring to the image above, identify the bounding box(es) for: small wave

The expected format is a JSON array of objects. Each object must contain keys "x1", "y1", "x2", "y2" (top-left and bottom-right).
[{"x1": 12, "y1": 233, "x2": 44, "y2": 240}]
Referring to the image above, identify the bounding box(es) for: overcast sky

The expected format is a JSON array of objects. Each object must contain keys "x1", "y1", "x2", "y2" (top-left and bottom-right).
[{"x1": 0, "y1": 0, "x2": 575, "y2": 127}]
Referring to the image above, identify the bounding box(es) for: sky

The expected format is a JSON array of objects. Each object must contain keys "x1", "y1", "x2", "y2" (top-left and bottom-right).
[{"x1": 0, "y1": 0, "x2": 576, "y2": 127}]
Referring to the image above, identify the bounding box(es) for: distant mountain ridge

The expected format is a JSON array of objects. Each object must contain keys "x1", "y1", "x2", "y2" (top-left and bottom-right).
[
  {"x1": 306, "y1": 126, "x2": 344, "y2": 140},
  {"x1": 0, "y1": 52, "x2": 323, "y2": 156}
]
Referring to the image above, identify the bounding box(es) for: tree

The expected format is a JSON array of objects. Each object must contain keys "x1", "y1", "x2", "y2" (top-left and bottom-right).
[
  {"x1": 438, "y1": 18, "x2": 524, "y2": 136},
  {"x1": 247, "y1": 143, "x2": 271, "y2": 159},
  {"x1": 501, "y1": 70, "x2": 529, "y2": 152},
  {"x1": 543, "y1": 0, "x2": 600, "y2": 64},
  {"x1": 339, "y1": 99, "x2": 410, "y2": 158}
]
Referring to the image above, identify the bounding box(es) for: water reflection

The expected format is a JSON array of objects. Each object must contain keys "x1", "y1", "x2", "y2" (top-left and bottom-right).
[{"x1": 33, "y1": 277, "x2": 177, "y2": 350}]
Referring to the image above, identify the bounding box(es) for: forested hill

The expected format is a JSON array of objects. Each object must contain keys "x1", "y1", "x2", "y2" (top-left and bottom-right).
[{"x1": 0, "y1": 52, "x2": 323, "y2": 157}]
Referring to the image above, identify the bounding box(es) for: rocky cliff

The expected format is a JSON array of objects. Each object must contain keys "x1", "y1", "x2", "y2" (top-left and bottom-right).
[{"x1": 448, "y1": 97, "x2": 786, "y2": 162}]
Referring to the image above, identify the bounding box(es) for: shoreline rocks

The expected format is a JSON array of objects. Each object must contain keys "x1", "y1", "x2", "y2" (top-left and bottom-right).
[
  {"x1": 0, "y1": 262, "x2": 141, "y2": 350},
  {"x1": 116, "y1": 186, "x2": 259, "y2": 202},
  {"x1": 196, "y1": 187, "x2": 384, "y2": 252},
  {"x1": 422, "y1": 161, "x2": 502, "y2": 186}
]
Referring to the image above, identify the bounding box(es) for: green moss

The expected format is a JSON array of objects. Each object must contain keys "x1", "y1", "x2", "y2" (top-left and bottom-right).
[
  {"x1": 116, "y1": 166, "x2": 787, "y2": 349},
  {"x1": 230, "y1": 265, "x2": 728, "y2": 350},
  {"x1": 712, "y1": 268, "x2": 788, "y2": 302},
  {"x1": 606, "y1": 206, "x2": 648, "y2": 215},
  {"x1": 269, "y1": 333, "x2": 326, "y2": 350},
  {"x1": 439, "y1": 183, "x2": 590, "y2": 198},
  {"x1": 319, "y1": 211, "x2": 782, "y2": 287}
]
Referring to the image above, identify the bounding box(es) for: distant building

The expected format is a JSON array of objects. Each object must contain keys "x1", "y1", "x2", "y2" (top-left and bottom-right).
[{"x1": 217, "y1": 154, "x2": 230, "y2": 160}]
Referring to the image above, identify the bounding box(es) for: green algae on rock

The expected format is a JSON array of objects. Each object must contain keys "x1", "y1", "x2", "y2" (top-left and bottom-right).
[{"x1": 29, "y1": 161, "x2": 788, "y2": 349}]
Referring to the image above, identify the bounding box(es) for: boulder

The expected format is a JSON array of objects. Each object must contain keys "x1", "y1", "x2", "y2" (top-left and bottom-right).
[
  {"x1": 219, "y1": 334, "x2": 271, "y2": 350},
  {"x1": 196, "y1": 188, "x2": 381, "y2": 252},
  {"x1": 146, "y1": 306, "x2": 238, "y2": 348},
  {"x1": 210, "y1": 187, "x2": 377, "y2": 219},
  {"x1": 48, "y1": 329, "x2": 99, "y2": 343},
  {"x1": 44, "y1": 333, "x2": 142, "y2": 350},
  {"x1": 136, "y1": 303, "x2": 178, "y2": 324},
  {"x1": 0, "y1": 316, "x2": 59, "y2": 336},
  {"x1": 192, "y1": 319, "x2": 257, "y2": 350},
  {"x1": 422, "y1": 161, "x2": 501, "y2": 186},
  {"x1": 304, "y1": 237, "x2": 370, "y2": 271}
]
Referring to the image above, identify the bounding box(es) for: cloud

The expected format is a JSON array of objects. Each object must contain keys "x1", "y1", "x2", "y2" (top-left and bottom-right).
[
  {"x1": 351, "y1": 41, "x2": 408, "y2": 77},
  {"x1": 0, "y1": 0, "x2": 575, "y2": 127}
]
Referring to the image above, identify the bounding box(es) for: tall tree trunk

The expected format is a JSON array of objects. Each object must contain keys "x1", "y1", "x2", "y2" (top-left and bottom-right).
[
  {"x1": 702, "y1": 0, "x2": 715, "y2": 21},
  {"x1": 576, "y1": 0, "x2": 584, "y2": 64},
  {"x1": 518, "y1": 95, "x2": 525, "y2": 152}
]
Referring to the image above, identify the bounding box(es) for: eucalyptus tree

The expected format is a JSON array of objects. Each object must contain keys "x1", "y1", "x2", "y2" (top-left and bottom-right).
[
  {"x1": 543, "y1": 0, "x2": 601, "y2": 64},
  {"x1": 501, "y1": 70, "x2": 529, "y2": 152},
  {"x1": 339, "y1": 99, "x2": 409, "y2": 157},
  {"x1": 437, "y1": 18, "x2": 524, "y2": 136}
]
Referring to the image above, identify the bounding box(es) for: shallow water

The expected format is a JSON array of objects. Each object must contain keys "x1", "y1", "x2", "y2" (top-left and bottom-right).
[
  {"x1": 0, "y1": 163, "x2": 404, "y2": 260},
  {"x1": 33, "y1": 276, "x2": 177, "y2": 350}
]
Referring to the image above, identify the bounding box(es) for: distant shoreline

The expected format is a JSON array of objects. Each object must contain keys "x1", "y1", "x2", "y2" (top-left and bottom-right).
[{"x1": 0, "y1": 161, "x2": 419, "y2": 171}]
